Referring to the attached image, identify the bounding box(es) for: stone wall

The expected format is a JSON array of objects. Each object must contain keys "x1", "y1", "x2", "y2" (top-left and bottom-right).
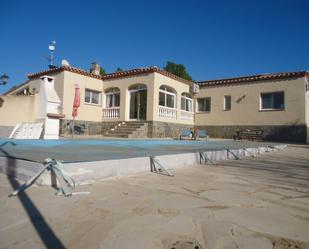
[
  {"x1": 60, "y1": 120, "x2": 194, "y2": 138},
  {"x1": 59, "y1": 119, "x2": 119, "y2": 136},
  {"x1": 196, "y1": 125, "x2": 308, "y2": 143},
  {"x1": 147, "y1": 121, "x2": 194, "y2": 139},
  {"x1": 60, "y1": 120, "x2": 308, "y2": 143}
]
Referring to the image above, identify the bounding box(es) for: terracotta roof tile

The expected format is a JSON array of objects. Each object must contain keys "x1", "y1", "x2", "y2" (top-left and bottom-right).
[
  {"x1": 197, "y1": 71, "x2": 308, "y2": 87},
  {"x1": 27, "y1": 66, "x2": 102, "y2": 79},
  {"x1": 102, "y1": 66, "x2": 193, "y2": 85},
  {"x1": 27, "y1": 65, "x2": 193, "y2": 85}
]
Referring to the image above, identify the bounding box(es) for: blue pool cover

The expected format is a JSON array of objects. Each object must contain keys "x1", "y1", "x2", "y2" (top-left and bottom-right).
[{"x1": 0, "y1": 139, "x2": 282, "y2": 163}]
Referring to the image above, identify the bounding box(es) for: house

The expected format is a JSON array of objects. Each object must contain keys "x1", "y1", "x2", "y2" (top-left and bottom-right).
[
  {"x1": 0, "y1": 63, "x2": 195, "y2": 139},
  {"x1": 0, "y1": 62, "x2": 308, "y2": 142}
]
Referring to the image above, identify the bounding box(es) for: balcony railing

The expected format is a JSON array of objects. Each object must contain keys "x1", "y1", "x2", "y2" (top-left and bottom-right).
[
  {"x1": 180, "y1": 111, "x2": 194, "y2": 121},
  {"x1": 158, "y1": 106, "x2": 177, "y2": 119},
  {"x1": 103, "y1": 107, "x2": 120, "y2": 119}
]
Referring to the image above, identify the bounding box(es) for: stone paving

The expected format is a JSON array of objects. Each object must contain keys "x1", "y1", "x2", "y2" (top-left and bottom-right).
[{"x1": 0, "y1": 145, "x2": 308, "y2": 249}]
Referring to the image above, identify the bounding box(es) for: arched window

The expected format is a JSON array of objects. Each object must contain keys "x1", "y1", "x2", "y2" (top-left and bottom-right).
[
  {"x1": 105, "y1": 87, "x2": 120, "y2": 108},
  {"x1": 159, "y1": 85, "x2": 176, "y2": 108},
  {"x1": 181, "y1": 93, "x2": 193, "y2": 112}
]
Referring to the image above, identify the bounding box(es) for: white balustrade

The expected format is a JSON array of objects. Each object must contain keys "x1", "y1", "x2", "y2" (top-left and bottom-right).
[
  {"x1": 103, "y1": 107, "x2": 120, "y2": 119},
  {"x1": 158, "y1": 106, "x2": 177, "y2": 119},
  {"x1": 180, "y1": 111, "x2": 194, "y2": 121}
]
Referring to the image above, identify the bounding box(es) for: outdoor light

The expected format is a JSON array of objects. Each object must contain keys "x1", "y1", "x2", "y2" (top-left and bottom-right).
[{"x1": 0, "y1": 74, "x2": 9, "y2": 85}]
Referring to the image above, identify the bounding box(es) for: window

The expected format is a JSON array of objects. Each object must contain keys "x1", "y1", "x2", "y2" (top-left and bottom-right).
[
  {"x1": 105, "y1": 88, "x2": 120, "y2": 108},
  {"x1": 224, "y1": 95, "x2": 231, "y2": 111},
  {"x1": 85, "y1": 89, "x2": 101, "y2": 105},
  {"x1": 181, "y1": 93, "x2": 193, "y2": 112},
  {"x1": 159, "y1": 85, "x2": 176, "y2": 108},
  {"x1": 197, "y1": 97, "x2": 211, "y2": 112},
  {"x1": 260, "y1": 92, "x2": 284, "y2": 110}
]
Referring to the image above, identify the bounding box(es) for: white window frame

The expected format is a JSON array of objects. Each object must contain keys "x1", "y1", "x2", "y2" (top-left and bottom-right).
[
  {"x1": 224, "y1": 95, "x2": 231, "y2": 111},
  {"x1": 159, "y1": 86, "x2": 176, "y2": 108},
  {"x1": 181, "y1": 93, "x2": 193, "y2": 112},
  {"x1": 197, "y1": 97, "x2": 211, "y2": 112},
  {"x1": 85, "y1": 89, "x2": 101, "y2": 105},
  {"x1": 105, "y1": 88, "x2": 120, "y2": 108},
  {"x1": 260, "y1": 91, "x2": 285, "y2": 111}
]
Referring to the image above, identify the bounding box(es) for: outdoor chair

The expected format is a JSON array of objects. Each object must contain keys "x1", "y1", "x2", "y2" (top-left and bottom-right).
[
  {"x1": 179, "y1": 129, "x2": 194, "y2": 140},
  {"x1": 233, "y1": 128, "x2": 263, "y2": 141},
  {"x1": 195, "y1": 129, "x2": 209, "y2": 141},
  {"x1": 74, "y1": 124, "x2": 87, "y2": 135}
]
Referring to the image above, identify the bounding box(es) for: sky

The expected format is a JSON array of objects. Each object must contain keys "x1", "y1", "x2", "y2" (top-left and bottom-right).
[{"x1": 0, "y1": 0, "x2": 308, "y2": 94}]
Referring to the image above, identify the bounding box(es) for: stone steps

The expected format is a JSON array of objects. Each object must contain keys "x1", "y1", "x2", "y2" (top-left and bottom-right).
[{"x1": 105, "y1": 121, "x2": 147, "y2": 138}]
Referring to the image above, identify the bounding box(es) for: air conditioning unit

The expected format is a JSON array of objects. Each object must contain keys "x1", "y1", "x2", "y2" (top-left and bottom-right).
[{"x1": 191, "y1": 83, "x2": 200, "y2": 94}]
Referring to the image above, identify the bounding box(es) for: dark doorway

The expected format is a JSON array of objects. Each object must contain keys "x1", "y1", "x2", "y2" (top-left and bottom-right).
[{"x1": 129, "y1": 84, "x2": 147, "y2": 120}]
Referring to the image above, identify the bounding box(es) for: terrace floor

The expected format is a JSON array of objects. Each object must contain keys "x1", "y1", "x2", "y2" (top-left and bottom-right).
[{"x1": 0, "y1": 144, "x2": 308, "y2": 249}]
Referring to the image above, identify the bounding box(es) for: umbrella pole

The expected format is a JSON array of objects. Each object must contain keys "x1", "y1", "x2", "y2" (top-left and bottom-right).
[{"x1": 72, "y1": 117, "x2": 75, "y2": 138}]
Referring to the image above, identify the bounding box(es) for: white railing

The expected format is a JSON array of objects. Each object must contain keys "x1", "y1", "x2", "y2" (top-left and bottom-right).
[
  {"x1": 180, "y1": 111, "x2": 194, "y2": 121},
  {"x1": 103, "y1": 107, "x2": 120, "y2": 119},
  {"x1": 158, "y1": 106, "x2": 177, "y2": 119}
]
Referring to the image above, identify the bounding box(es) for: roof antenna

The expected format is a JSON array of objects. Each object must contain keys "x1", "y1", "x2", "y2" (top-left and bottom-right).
[{"x1": 48, "y1": 41, "x2": 57, "y2": 69}]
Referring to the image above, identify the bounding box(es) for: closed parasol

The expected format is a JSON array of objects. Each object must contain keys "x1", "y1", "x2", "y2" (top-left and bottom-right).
[{"x1": 71, "y1": 85, "x2": 80, "y2": 137}]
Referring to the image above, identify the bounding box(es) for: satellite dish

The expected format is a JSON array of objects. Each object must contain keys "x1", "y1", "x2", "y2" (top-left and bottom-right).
[
  {"x1": 61, "y1": 59, "x2": 70, "y2": 67},
  {"x1": 49, "y1": 41, "x2": 56, "y2": 51}
]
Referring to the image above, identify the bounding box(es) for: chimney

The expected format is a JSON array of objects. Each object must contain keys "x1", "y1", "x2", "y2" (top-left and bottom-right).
[{"x1": 90, "y1": 62, "x2": 101, "y2": 75}]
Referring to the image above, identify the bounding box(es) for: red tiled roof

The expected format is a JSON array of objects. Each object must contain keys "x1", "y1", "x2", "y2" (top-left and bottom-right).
[
  {"x1": 27, "y1": 66, "x2": 102, "y2": 79},
  {"x1": 197, "y1": 71, "x2": 308, "y2": 87},
  {"x1": 18, "y1": 66, "x2": 309, "y2": 94},
  {"x1": 102, "y1": 66, "x2": 193, "y2": 85},
  {"x1": 27, "y1": 65, "x2": 193, "y2": 85}
]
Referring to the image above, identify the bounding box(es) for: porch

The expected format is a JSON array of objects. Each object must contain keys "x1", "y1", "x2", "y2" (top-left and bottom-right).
[{"x1": 102, "y1": 84, "x2": 195, "y2": 125}]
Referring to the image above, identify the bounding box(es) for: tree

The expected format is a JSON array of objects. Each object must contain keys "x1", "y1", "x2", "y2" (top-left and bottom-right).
[
  {"x1": 99, "y1": 67, "x2": 106, "y2": 76},
  {"x1": 115, "y1": 67, "x2": 123, "y2": 72},
  {"x1": 164, "y1": 61, "x2": 193, "y2": 81}
]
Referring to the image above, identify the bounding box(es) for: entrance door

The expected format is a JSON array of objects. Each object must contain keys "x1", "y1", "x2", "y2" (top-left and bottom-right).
[{"x1": 129, "y1": 86, "x2": 147, "y2": 120}]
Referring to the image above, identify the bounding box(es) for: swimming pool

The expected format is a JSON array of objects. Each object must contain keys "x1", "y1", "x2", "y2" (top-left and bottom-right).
[{"x1": 0, "y1": 139, "x2": 282, "y2": 163}]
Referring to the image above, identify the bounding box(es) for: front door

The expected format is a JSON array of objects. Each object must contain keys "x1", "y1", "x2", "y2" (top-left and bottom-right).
[{"x1": 129, "y1": 89, "x2": 147, "y2": 120}]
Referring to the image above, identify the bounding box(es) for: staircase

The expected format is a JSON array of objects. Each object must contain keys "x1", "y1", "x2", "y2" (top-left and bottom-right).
[
  {"x1": 9, "y1": 122, "x2": 44, "y2": 139},
  {"x1": 104, "y1": 121, "x2": 148, "y2": 138}
]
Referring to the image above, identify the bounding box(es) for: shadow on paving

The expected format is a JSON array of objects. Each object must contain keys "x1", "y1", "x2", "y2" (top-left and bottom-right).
[
  {"x1": 0, "y1": 142, "x2": 66, "y2": 249},
  {"x1": 216, "y1": 152, "x2": 309, "y2": 188}
]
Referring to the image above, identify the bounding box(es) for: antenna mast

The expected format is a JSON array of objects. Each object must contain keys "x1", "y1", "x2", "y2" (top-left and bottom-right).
[{"x1": 48, "y1": 41, "x2": 56, "y2": 68}]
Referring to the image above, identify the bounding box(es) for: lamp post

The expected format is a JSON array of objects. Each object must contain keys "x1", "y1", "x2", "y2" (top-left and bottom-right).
[{"x1": 0, "y1": 74, "x2": 9, "y2": 85}]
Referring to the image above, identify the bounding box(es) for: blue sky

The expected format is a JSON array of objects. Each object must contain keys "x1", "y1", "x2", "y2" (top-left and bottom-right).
[{"x1": 0, "y1": 0, "x2": 308, "y2": 94}]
